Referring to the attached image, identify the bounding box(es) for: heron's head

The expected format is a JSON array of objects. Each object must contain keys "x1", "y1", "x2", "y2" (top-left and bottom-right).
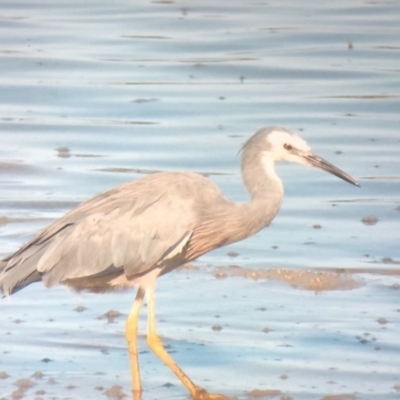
[{"x1": 243, "y1": 126, "x2": 359, "y2": 186}]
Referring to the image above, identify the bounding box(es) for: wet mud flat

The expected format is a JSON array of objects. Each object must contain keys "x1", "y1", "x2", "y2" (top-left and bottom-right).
[{"x1": 1, "y1": 265, "x2": 399, "y2": 400}]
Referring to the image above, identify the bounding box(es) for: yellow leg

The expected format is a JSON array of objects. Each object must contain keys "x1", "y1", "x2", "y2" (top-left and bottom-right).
[
  {"x1": 125, "y1": 287, "x2": 145, "y2": 397},
  {"x1": 146, "y1": 288, "x2": 226, "y2": 400}
]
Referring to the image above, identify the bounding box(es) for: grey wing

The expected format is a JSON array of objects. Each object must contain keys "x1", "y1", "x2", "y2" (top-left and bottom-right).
[{"x1": 0, "y1": 180, "x2": 196, "y2": 295}]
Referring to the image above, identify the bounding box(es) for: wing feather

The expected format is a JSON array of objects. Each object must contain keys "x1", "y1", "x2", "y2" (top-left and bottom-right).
[{"x1": 0, "y1": 172, "x2": 219, "y2": 294}]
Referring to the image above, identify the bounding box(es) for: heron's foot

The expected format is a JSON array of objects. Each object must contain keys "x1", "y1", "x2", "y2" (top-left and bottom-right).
[
  {"x1": 131, "y1": 388, "x2": 142, "y2": 400},
  {"x1": 192, "y1": 386, "x2": 231, "y2": 400}
]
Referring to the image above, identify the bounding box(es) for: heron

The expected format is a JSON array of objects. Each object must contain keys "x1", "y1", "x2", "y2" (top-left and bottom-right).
[{"x1": 0, "y1": 126, "x2": 358, "y2": 399}]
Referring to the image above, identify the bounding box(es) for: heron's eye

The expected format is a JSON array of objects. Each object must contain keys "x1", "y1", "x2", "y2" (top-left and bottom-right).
[{"x1": 283, "y1": 143, "x2": 293, "y2": 151}]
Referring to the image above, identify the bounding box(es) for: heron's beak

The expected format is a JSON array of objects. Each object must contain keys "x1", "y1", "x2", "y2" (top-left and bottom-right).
[{"x1": 303, "y1": 153, "x2": 359, "y2": 187}]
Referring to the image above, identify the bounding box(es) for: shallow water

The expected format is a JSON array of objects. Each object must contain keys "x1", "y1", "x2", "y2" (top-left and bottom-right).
[{"x1": 1, "y1": 1, "x2": 399, "y2": 399}]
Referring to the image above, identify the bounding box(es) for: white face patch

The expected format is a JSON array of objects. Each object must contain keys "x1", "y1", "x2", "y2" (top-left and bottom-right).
[
  {"x1": 266, "y1": 129, "x2": 312, "y2": 162},
  {"x1": 269, "y1": 130, "x2": 310, "y2": 151}
]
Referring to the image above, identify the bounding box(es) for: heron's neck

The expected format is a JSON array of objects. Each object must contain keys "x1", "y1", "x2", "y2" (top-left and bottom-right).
[
  {"x1": 184, "y1": 153, "x2": 284, "y2": 261},
  {"x1": 238, "y1": 151, "x2": 284, "y2": 237}
]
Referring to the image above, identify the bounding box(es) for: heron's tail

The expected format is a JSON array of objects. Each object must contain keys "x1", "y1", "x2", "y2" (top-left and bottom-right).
[{"x1": 0, "y1": 257, "x2": 41, "y2": 296}]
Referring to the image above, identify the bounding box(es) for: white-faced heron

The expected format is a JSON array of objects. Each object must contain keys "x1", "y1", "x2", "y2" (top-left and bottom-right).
[{"x1": 0, "y1": 126, "x2": 358, "y2": 399}]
